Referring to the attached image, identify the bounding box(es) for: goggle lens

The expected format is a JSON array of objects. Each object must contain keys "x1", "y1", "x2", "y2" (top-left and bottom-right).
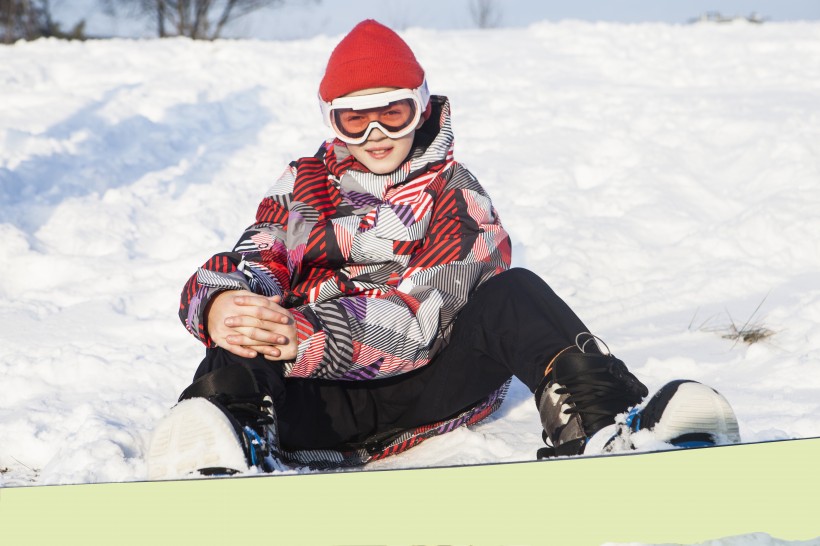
[{"x1": 331, "y1": 98, "x2": 417, "y2": 140}]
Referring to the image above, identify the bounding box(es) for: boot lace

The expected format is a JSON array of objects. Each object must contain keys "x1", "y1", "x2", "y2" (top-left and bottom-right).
[
  {"x1": 555, "y1": 366, "x2": 638, "y2": 435},
  {"x1": 213, "y1": 392, "x2": 274, "y2": 429},
  {"x1": 212, "y1": 392, "x2": 275, "y2": 467},
  {"x1": 537, "y1": 334, "x2": 647, "y2": 459}
]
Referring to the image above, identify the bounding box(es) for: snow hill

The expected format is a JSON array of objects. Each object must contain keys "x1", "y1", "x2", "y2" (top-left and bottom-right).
[{"x1": 1, "y1": 21, "x2": 819, "y2": 488}]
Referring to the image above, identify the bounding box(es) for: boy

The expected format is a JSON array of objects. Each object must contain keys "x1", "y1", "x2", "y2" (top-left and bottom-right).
[{"x1": 147, "y1": 20, "x2": 739, "y2": 478}]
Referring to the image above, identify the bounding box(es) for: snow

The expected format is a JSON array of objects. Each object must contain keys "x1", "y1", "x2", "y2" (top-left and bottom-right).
[
  {"x1": 1, "y1": 21, "x2": 819, "y2": 496},
  {"x1": 610, "y1": 534, "x2": 820, "y2": 546}
]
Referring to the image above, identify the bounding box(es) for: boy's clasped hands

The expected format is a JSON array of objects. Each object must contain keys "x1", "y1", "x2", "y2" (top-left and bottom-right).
[{"x1": 207, "y1": 290, "x2": 298, "y2": 361}]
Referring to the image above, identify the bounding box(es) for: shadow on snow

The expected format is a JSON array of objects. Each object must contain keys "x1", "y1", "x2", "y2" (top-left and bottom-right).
[{"x1": 0, "y1": 85, "x2": 273, "y2": 234}]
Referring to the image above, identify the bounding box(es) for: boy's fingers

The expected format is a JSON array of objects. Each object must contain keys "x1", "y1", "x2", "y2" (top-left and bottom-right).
[
  {"x1": 226, "y1": 300, "x2": 290, "y2": 325},
  {"x1": 234, "y1": 294, "x2": 281, "y2": 309},
  {"x1": 227, "y1": 328, "x2": 290, "y2": 346},
  {"x1": 262, "y1": 346, "x2": 282, "y2": 358},
  {"x1": 251, "y1": 305, "x2": 290, "y2": 323},
  {"x1": 233, "y1": 294, "x2": 290, "y2": 315},
  {"x1": 223, "y1": 342, "x2": 257, "y2": 359},
  {"x1": 225, "y1": 314, "x2": 291, "y2": 332},
  {"x1": 227, "y1": 333, "x2": 267, "y2": 347}
]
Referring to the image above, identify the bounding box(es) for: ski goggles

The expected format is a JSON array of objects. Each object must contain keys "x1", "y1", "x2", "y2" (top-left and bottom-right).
[{"x1": 320, "y1": 81, "x2": 430, "y2": 145}]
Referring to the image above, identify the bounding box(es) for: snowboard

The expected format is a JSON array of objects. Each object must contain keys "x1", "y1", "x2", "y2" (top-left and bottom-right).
[{"x1": 1, "y1": 436, "x2": 818, "y2": 545}]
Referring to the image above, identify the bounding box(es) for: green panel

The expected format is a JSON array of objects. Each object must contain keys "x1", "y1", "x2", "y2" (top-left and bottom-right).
[{"x1": 1, "y1": 438, "x2": 818, "y2": 545}]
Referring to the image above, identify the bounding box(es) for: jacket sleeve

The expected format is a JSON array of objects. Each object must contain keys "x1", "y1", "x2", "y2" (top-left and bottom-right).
[
  {"x1": 178, "y1": 165, "x2": 296, "y2": 346},
  {"x1": 284, "y1": 163, "x2": 512, "y2": 380}
]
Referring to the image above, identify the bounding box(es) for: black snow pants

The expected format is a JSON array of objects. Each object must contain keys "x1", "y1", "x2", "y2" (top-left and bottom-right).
[{"x1": 189, "y1": 268, "x2": 591, "y2": 450}]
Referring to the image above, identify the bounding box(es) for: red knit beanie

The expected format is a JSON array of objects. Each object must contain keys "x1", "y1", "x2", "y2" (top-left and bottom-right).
[{"x1": 319, "y1": 19, "x2": 425, "y2": 102}]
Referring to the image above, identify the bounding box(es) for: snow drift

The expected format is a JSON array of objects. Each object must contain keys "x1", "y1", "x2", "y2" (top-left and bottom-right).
[{"x1": 1, "y1": 21, "x2": 819, "y2": 487}]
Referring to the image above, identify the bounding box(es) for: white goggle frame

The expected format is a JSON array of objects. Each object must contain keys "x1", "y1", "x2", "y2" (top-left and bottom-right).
[{"x1": 319, "y1": 81, "x2": 431, "y2": 145}]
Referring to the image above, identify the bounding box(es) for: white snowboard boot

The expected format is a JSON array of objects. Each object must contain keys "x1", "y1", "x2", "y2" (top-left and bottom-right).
[
  {"x1": 587, "y1": 379, "x2": 742, "y2": 454},
  {"x1": 147, "y1": 365, "x2": 281, "y2": 480}
]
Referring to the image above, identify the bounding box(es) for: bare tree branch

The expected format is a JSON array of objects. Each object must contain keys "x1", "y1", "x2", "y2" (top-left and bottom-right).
[
  {"x1": 1, "y1": 0, "x2": 74, "y2": 43},
  {"x1": 109, "y1": 0, "x2": 287, "y2": 40},
  {"x1": 212, "y1": 0, "x2": 237, "y2": 39},
  {"x1": 469, "y1": 0, "x2": 502, "y2": 29},
  {"x1": 156, "y1": 0, "x2": 166, "y2": 36},
  {"x1": 193, "y1": 0, "x2": 212, "y2": 39}
]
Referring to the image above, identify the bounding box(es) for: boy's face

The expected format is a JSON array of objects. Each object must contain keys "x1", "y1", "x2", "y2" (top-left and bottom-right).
[{"x1": 343, "y1": 87, "x2": 423, "y2": 175}]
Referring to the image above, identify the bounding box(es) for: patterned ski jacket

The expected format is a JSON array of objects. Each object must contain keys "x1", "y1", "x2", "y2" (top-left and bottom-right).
[{"x1": 180, "y1": 96, "x2": 511, "y2": 380}]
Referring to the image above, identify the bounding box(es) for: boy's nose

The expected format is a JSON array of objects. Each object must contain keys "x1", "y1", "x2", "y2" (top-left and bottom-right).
[{"x1": 367, "y1": 127, "x2": 388, "y2": 141}]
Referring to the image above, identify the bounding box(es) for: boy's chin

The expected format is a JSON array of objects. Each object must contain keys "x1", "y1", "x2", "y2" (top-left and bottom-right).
[
  {"x1": 366, "y1": 163, "x2": 402, "y2": 175},
  {"x1": 354, "y1": 154, "x2": 407, "y2": 175}
]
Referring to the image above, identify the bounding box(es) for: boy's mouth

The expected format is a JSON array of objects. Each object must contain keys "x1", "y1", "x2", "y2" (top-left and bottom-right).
[{"x1": 365, "y1": 146, "x2": 393, "y2": 160}]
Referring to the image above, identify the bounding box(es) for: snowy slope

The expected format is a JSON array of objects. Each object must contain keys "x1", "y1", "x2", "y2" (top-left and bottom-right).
[{"x1": 1, "y1": 21, "x2": 819, "y2": 487}]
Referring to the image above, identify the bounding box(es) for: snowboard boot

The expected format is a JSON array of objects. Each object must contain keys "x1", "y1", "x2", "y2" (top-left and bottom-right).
[
  {"x1": 535, "y1": 334, "x2": 649, "y2": 458},
  {"x1": 592, "y1": 379, "x2": 741, "y2": 453},
  {"x1": 147, "y1": 364, "x2": 281, "y2": 480}
]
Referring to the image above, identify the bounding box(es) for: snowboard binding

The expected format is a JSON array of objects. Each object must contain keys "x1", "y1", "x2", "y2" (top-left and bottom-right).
[
  {"x1": 536, "y1": 334, "x2": 741, "y2": 458},
  {"x1": 147, "y1": 365, "x2": 282, "y2": 480}
]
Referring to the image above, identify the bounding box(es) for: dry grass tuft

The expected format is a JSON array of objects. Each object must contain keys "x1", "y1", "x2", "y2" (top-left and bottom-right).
[
  {"x1": 720, "y1": 321, "x2": 775, "y2": 345},
  {"x1": 690, "y1": 294, "x2": 775, "y2": 346}
]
